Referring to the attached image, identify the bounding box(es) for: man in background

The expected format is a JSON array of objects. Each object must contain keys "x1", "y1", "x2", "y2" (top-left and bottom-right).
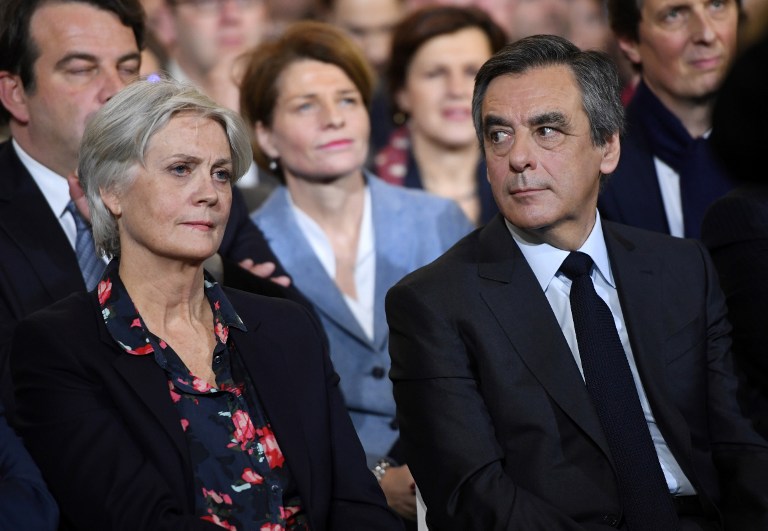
[{"x1": 599, "y1": 0, "x2": 739, "y2": 238}]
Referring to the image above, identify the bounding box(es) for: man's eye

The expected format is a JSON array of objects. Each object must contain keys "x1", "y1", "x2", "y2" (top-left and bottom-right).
[
  {"x1": 489, "y1": 130, "x2": 509, "y2": 144},
  {"x1": 66, "y1": 66, "x2": 96, "y2": 76},
  {"x1": 663, "y1": 7, "x2": 681, "y2": 20}
]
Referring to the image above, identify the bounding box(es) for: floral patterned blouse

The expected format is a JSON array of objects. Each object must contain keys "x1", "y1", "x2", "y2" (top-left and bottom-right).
[{"x1": 98, "y1": 259, "x2": 309, "y2": 531}]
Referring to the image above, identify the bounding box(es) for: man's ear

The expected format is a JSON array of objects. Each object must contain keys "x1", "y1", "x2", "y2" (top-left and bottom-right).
[
  {"x1": 599, "y1": 132, "x2": 621, "y2": 176},
  {"x1": 0, "y1": 71, "x2": 31, "y2": 124},
  {"x1": 255, "y1": 121, "x2": 279, "y2": 160},
  {"x1": 616, "y1": 36, "x2": 642, "y2": 67}
]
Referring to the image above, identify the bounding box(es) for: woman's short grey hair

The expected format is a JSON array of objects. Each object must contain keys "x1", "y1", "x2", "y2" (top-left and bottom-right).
[
  {"x1": 472, "y1": 34, "x2": 624, "y2": 152},
  {"x1": 78, "y1": 77, "x2": 253, "y2": 258}
]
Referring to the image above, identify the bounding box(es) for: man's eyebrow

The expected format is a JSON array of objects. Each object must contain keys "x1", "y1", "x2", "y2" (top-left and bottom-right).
[
  {"x1": 529, "y1": 111, "x2": 569, "y2": 128},
  {"x1": 483, "y1": 114, "x2": 512, "y2": 132}
]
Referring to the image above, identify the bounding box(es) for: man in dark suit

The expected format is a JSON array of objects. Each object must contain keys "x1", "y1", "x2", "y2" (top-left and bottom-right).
[
  {"x1": 0, "y1": 0, "x2": 296, "y2": 416},
  {"x1": 386, "y1": 35, "x2": 768, "y2": 530},
  {"x1": 598, "y1": 0, "x2": 739, "y2": 238}
]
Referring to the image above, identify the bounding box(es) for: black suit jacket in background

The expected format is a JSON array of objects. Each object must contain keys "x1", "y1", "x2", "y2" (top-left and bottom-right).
[
  {"x1": 386, "y1": 214, "x2": 768, "y2": 530},
  {"x1": 11, "y1": 287, "x2": 402, "y2": 531}
]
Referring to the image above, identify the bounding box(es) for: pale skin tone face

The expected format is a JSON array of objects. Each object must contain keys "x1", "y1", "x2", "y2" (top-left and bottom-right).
[
  {"x1": 482, "y1": 66, "x2": 620, "y2": 250},
  {"x1": 330, "y1": 0, "x2": 403, "y2": 73},
  {"x1": 397, "y1": 27, "x2": 493, "y2": 151},
  {"x1": 256, "y1": 59, "x2": 371, "y2": 184},
  {"x1": 169, "y1": 0, "x2": 267, "y2": 76},
  {"x1": 0, "y1": 3, "x2": 140, "y2": 177},
  {"x1": 618, "y1": 0, "x2": 738, "y2": 117},
  {"x1": 102, "y1": 114, "x2": 235, "y2": 387},
  {"x1": 102, "y1": 114, "x2": 234, "y2": 271},
  {"x1": 506, "y1": 0, "x2": 570, "y2": 41},
  {"x1": 568, "y1": 0, "x2": 612, "y2": 52}
]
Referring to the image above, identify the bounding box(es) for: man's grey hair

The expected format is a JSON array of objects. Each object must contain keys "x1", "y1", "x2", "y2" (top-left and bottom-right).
[
  {"x1": 472, "y1": 34, "x2": 625, "y2": 153},
  {"x1": 78, "y1": 77, "x2": 253, "y2": 258}
]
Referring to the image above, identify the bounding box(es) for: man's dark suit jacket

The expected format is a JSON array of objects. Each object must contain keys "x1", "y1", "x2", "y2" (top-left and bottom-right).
[
  {"x1": 597, "y1": 99, "x2": 672, "y2": 235},
  {"x1": 11, "y1": 287, "x2": 402, "y2": 531},
  {"x1": 0, "y1": 140, "x2": 297, "y2": 414},
  {"x1": 386, "y1": 214, "x2": 768, "y2": 530}
]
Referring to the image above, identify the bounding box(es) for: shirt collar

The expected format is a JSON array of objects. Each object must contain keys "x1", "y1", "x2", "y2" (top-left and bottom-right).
[
  {"x1": 98, "y1": 259, "x2": 246, "y2": 360},
  {"x1": 505, "y1": 212, "x2": 615, "y2": 292},
  {"x1": 12, "y1": 139, "x2": 70, "y2": 219}
]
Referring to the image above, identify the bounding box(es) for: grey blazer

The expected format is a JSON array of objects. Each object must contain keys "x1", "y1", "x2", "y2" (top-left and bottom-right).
[{"x1": 252, "y1": 173, "x2": 473, "y2": 463}]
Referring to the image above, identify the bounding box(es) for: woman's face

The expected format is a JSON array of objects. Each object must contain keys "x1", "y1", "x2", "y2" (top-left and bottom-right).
[
  {"x1": 256, "y1": 59, "x2": 370, "y2": 183},
  {"x1": 103, "y1": 113, "x2": 233, "y2": 264},
  {"x1": 397, "y1": 27, "x2": 493, "y2": 150}
]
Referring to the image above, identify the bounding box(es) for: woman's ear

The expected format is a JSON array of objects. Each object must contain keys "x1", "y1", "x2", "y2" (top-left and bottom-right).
[
  {"x1": 255, "y1": 121, "x2": 279, "y2": 159},
  {"x1": 394, "y1": 88, "x2": 412, "y2": 116},
  {"x1": 100, "y1": 187, "x2": 122, "y2": 217}
]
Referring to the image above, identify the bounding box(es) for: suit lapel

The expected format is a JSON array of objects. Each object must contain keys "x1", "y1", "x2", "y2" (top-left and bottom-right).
[
  {"x1": 370, "y1": 177, "x2": 407, "y2": 351},
  {"x1": 0, "y1": 143, "x2": 85, "y2": 300},
  {"x1": 477, "y1": 217, "x2": 613, "y2": 459},
  {"x1": 604, "y1": 224, "x2": 693, "y2": 464},
  {"x1": 258, "y1": 188, "x2": 372, "y2": 347}
]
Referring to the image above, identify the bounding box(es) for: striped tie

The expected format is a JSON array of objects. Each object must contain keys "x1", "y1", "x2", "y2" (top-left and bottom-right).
[{"x1": 66, "y1": 201, "x2": 105, "y2": 290}]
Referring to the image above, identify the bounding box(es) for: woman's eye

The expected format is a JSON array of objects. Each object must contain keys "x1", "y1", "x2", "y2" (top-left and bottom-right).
[
  {"x1": 213, "y1": 169, "x2": 231, "y2": 182},
  {"x1": 170, "y1": 164, "x2": 190, "y2": 176}
]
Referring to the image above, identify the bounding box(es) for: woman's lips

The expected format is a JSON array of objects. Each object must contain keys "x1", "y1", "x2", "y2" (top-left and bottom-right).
[{"x1": 318, "y1": 139, "x2": 354, "y2": 150}]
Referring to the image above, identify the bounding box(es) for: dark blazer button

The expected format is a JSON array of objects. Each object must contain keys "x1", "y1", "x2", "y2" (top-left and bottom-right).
[
  {"x1": 600, "y1": 514, "x2": 621, "y2": 528},
  {"x1": 371, "y1": 366, "x2": 386, "y2": 379},
  {"x1": 389, "y1": 418, "x2": 399, "y2": 430}
]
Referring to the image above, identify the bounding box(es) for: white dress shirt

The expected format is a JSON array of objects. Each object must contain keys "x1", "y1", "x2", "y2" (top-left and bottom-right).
[
  {"x1": 654, "y1": 130, "x2": 712, "y2": 238},
  {"x1": 506, "y1": 213, "x2": 695, "y2": 495},
  {"x1": 13, "y1": 140, "x2": 77, "y2": 249},
  {"x1": 289, "y1": 188, "x2": 376, "y2": 341}
]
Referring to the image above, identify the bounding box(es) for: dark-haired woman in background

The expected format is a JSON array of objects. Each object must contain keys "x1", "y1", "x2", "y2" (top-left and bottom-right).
[{"x1": 374, "y1": 6, "x2": 506, "y2": 226}]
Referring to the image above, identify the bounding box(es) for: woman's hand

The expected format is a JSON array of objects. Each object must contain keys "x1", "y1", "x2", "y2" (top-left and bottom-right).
[
  {"x1": 238, "y1": 258, "x2": 292, "y2": 287},
  {"x1": 379, "y1": 464, "x2": 417, "y2": 521}
]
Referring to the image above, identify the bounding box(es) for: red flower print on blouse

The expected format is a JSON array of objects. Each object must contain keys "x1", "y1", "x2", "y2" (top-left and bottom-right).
[
  {"x1": 230, "y1": 410, "x2": 257, "y2": 451},
  {"x1": 280, "y1": 506, "x2": 299, "y2": 520},
  {"x1": 180, "y1": 418, "x2": 189, "y2": 431},
  {"x1": 202, "y1": 488, "x2": 233, "y2": 506},
  {"x1": 257, "y1": 426, "x2": 285, "y2": 469},
  {"x1": 97, "y1": 279, "x2": 112, "y2": 305},
  {"x1": 192, "y1": 376, "x2": 213, "y2": 393},
  {"x1": 259, "y1": 524, "x2": 284, "y2": 531},
  {"x1": 126, "y1": 343, "x2": 154, "y2": 356},
  {"x1": 215, "y1": 320, "x2": 228, "y2": 344},
  {"x1": 241, "y1": 467, "x2": 264, "y2": 485},
  {"x1": 168, "y1": 381, "x2": 182, "y2": 403}
]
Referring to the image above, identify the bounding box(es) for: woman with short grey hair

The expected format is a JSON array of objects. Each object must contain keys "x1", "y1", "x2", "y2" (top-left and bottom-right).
[{"x1": 11, "y1": 78, "x2": 402, "y2": 531}]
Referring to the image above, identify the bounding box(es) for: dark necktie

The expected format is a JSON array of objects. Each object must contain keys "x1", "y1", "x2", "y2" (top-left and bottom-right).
[
  {"x1": 66, "y1": 201, "x2": 104, "y2": 291},
  {"x1": 559, "y1": 251, "x2": 679, "y2": 531}
]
